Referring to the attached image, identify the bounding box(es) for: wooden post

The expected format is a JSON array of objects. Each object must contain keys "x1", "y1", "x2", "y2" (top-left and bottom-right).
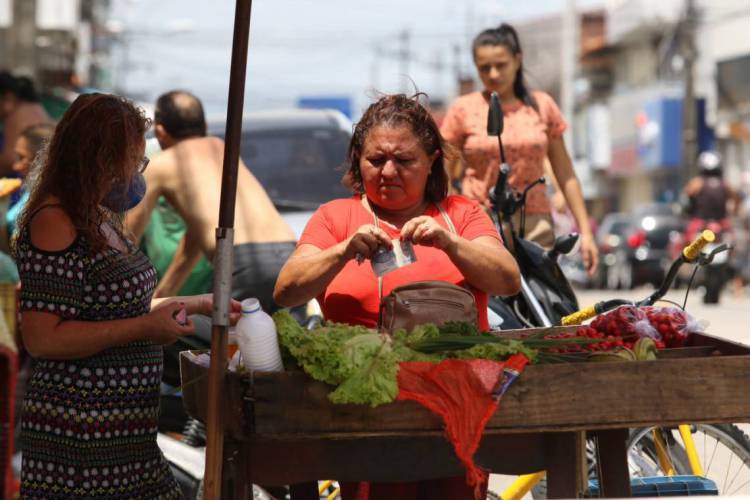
[
  {"x1": 593, "y1": 428, "x2": 632, "y2": 498},
  {"x1": 545, "y1": 431, "x2": 582, "y2": 498},
  {"x1": 203, "y1": 0, "x2": 253, "y2": 498}
]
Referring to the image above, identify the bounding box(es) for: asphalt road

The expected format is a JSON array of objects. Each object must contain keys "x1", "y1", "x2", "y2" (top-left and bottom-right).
[{"x1": 489, "y1": 284, "x2": 750, "y2": 498}]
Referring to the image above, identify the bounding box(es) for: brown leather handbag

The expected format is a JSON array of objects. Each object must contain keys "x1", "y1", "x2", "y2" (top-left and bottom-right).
[{"x1": 379, "y1": 280, "x2": 478, "y2": 335}]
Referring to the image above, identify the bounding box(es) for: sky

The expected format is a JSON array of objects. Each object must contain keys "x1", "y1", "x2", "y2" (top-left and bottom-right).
[{"x1": 107, "y1": 0, "x2": 604, "y2": 118}]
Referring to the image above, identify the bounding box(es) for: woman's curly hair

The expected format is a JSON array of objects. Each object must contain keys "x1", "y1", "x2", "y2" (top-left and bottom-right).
[
  {"x1": 343, "y1": 93, "x2": 451, "y2": 202},
  {"x1": 16, "y1": 93, "x2": 151, "y2": 254}
]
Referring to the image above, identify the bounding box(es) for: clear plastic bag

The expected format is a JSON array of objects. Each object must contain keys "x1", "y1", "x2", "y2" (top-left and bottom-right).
[
  {"x1": 642, "y1": 306, "x2": 706, "y2": 348},
  {"x1": 590, "y1": 305, "x2": 661, "y2": 341}
]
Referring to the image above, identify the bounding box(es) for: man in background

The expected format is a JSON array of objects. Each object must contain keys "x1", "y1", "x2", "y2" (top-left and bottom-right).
[{"x1": 126, "y1": 90, "x2": 297, "y2": 312}]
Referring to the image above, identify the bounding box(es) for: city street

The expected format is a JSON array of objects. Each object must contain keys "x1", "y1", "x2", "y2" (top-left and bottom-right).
[{"x1": 490, "y1": 284, "x2": 750, "y2": 498}]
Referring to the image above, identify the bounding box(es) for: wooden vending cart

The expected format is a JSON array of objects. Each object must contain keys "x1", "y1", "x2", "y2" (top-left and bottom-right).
[{"x1": 181, "y1": 331, "x2": 750, "y2": 499}]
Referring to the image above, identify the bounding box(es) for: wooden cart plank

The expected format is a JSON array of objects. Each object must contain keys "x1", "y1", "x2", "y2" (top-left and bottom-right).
[{"x1": 250, "y1": 355, "x2": 750, "y2": 435}]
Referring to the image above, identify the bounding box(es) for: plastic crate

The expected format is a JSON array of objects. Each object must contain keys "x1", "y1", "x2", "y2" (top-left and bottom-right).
[{"x1": 588, "y1": 475, "x2": 719, "y2": 497}]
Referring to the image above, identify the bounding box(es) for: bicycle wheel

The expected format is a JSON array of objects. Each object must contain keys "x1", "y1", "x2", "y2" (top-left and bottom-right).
[{"x1": 628, "y1": 424, "x2": 750, "y2": 495}]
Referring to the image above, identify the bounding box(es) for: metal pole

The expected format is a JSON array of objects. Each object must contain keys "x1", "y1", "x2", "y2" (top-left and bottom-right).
[
  {"x1": 682, "y1": 0, "x2": 698, "y2": 182},
  {"x1": 204, "y1": 0, "x2": 253, "y2": 498},
  {"x1": 560, "y1": 0, "x2": 578, "y2": 149}
]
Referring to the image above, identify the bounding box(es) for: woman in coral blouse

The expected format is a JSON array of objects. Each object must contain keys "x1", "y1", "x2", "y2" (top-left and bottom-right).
[
  {"x1": 441, "y1": 23, "x2": 598, "y2": 274},
  {"x1": 274, "y1": 94, "x2": 520, "y2": 499}
]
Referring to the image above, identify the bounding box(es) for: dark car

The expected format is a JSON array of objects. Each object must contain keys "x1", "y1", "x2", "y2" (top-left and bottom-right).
[
  {"x1": 611, "y1": 204, "x2": 686, "y2": 289},
  {"x1": 208, "y1": 108, "x2": 353, "y2": 236}
]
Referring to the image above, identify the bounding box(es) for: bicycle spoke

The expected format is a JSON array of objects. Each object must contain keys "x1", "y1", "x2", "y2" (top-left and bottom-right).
[
  {"x1": 705, "y1": 435, "x2": 720, "y2": 477},
  {"x1": 723, "y1": 445, "x2": 734, "y2": 492}
]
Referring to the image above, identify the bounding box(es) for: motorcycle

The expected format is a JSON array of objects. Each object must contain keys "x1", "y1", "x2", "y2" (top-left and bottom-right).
[
  {"x1": 670, "y1": 217, "x2": 732, "y2": 304},
  {"x1": 484, "y1": 92, "x2": 580, "y2": 329}
]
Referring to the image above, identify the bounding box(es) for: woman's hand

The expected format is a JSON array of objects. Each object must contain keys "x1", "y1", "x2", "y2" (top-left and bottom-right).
[
  {"x1": 144, "y1": 301, "x2": 195, "y2": 345},
  {"x1": 183, "y1": 294, "x2": 242, "y2": 325},
  {"x1": 341, "y1": 224, "x2": 392, "y2": 262},
  {"x1": 154, "y1": 294, "x2": 243, "y2": 325},
  {"x1": 580, "y1": 233, "x2": 599, "y2": 276},
  {"x1": 401, "y1": 216, "x2": 456, "y2": 252}
]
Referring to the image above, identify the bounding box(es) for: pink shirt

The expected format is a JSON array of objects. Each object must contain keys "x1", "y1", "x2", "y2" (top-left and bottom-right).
[{"x1": 441, "y1": 91, "x2": 567, "y2": 214}]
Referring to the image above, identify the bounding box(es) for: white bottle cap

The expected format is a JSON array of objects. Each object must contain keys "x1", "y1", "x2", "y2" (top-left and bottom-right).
[{"x1": 241, "y1": 298, "x2": 261, "y2": 314}]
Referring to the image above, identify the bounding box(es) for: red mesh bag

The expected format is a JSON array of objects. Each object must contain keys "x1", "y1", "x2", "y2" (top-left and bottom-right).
[{"x1": 396, "y1": 354, "x2": 529, "y2": 500}]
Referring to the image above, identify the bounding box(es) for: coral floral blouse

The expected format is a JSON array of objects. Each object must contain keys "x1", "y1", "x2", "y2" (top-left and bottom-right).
[{"x1": 441, "y1": 90, "x2": 567, "y2": 214}]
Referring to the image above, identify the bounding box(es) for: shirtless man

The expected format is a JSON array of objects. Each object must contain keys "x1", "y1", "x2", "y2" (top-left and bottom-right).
[{"x1": 126, "y1": 90, "x2": 296, "y2": 312}]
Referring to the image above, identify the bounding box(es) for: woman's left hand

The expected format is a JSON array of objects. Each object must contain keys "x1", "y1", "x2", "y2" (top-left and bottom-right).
[
  {"x1": 580, "y1": 233, "x2": 599, "y2": 276},
  {"x1": 401, "y1": 216, "x2": 456, "y2": 252}
]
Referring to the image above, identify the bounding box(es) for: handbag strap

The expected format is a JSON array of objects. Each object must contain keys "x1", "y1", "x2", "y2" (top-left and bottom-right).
[{"x1": 359, "y1": 195, "x2": 457, "y2": 306}]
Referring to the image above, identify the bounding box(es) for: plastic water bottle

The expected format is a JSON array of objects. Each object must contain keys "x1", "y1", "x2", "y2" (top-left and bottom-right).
[{"x1": 236, "y1": 298, "x2": 284, "y2": 372}]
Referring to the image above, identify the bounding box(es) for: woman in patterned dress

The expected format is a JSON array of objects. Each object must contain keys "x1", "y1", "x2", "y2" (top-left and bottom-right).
[
  {"x1": 13, "y1": 93, "x2": 239, "y2": 498},
  {"x1": 441, "y1": 23, "x2": 598, "y2": 274}
]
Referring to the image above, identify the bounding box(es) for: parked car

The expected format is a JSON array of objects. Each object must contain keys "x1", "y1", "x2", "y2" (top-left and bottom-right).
[
  {"x1": 610, "y1": 204, "x2": 686, "y2": 289},
  {"x1": 209, "y1": 108, "x2": 353, "y2": 236}
]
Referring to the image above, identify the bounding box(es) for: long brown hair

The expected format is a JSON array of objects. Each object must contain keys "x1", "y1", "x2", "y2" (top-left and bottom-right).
[
  {"x1": 16, "y1": 93, "x2": 150, "y2": 253},
  {"x1": 344, "y1": 93, "x2": 449, "y2": 202}
]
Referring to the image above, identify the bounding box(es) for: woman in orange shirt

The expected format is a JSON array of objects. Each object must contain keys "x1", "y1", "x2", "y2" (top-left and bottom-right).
[
  {"x1": 274, "y1": 93, "x2": 520, "y2": 499},
  {"x1": 441, "y1": 23, "x2": 598, "y2": 274}
]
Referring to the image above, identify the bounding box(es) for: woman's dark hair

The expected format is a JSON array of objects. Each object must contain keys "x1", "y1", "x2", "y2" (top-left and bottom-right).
[
  {"x1": 16, "y1": 93, "x2": 151, "y2": 254},
  {"x1": 20, "y1": 123, "x2": 55, "y2": 157},
  {"x1": 344, "y1": 93, "x2": 449, "y2": 203},
  {"x1": 0, "y1": 74, "x2": 39, "y2": 102},
  {"x1": 472, "y1": 23, "x2": 537, "y2": 111}
]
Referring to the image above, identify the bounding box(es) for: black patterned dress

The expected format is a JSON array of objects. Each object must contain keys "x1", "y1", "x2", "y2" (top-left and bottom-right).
[{"x1": 15, "y1": 227, "x2": 182, "y2": 499}]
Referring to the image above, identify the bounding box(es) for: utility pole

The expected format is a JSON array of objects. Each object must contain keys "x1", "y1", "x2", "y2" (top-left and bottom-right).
[
  {"x1": 682, "y1": 0, "x2": 698, "y2": 181},
  {"x1": 11, "y1": 0, "x2": 37, "y2": 81},
  {"x1": 398, "y1": 30, "x2": 410, "y2": 94},
  {"x1": 560, "y1": 0, "x2": 578, "y2": 149},
  {"x1": 370, "y1": 43, "x2": 382, "y2": 92}
]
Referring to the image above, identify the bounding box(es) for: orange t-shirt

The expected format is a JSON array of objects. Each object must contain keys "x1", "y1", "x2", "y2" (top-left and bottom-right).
[
  {"x1": 440, "y1": 91, "x2": 567, "y2": 213},
  {"x1": 298, "y1": 195, "x2": 502, "y2": 331}
]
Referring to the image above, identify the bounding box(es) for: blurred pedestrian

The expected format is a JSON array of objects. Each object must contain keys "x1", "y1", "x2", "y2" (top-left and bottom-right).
[
  {"x1": 441, "y1": 23, "x2": 598, "y2": 274},
  {"x1": 5, "y1": 123, "x2": 55, "y2": 239},
  {"x1": 13, "y1": 92, "x2": 239, "y2": 498},
  {"x1": 0, "y1": 73, "x2": 51, "y2": 176}
]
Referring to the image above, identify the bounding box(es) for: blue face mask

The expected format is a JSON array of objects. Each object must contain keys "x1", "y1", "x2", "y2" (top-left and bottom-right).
[{"x1": 101, "y1": 173, "x2": 146, "y2": 212}]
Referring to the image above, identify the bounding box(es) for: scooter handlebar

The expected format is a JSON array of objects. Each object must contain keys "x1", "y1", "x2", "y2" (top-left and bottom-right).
[
  {"x1": 682, "y1": 229, "x2": 716, "y2": 262},
  {"x1": 561, "y1": 305, "x2": 598, "y2": 326}
]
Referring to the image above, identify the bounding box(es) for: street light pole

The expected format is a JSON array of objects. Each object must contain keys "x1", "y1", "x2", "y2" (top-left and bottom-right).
[{"x1": 682, "y1": 0, "x2": 698, "y2": 182}]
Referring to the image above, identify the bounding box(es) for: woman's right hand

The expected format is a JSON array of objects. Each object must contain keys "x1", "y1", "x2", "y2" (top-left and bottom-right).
[
  {"x1": 144, "y1": 301, "x2": 195, "y2": 345},
  {"x1": 340, "y1": 223, "x2": 392, "y2": 262}
]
